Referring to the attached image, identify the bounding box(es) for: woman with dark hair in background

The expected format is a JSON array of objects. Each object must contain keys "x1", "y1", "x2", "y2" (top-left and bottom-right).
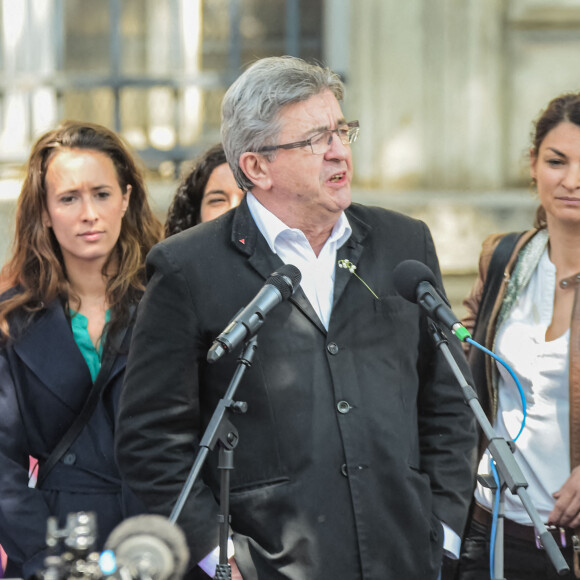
[
  {"x1": 164, "y1": 143, "x2": 243, "y2": 237},
  {"x1": 456, "y1": 93, "x2": 580, "y2": 579},
  {"x1": 0, "y1": 121, "x2": 162, "y2": 579}
]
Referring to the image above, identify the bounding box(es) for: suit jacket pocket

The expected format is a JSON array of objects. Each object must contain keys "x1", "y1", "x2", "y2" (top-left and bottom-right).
[
  {"x1": 230, "y1": 476, "x2": 290, "y2": 496},
  {"x1": 229, "y1": 477, "x2": 292, "y2": 551},
  {"x1": 374, "y1": 295, "x2": 418, "y2": 321}
]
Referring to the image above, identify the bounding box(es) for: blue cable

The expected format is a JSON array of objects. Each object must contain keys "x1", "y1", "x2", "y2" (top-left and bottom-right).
[
  {"x1": 465, "y1": 336, "x2": 528, "y2": 578},
  {"x1": 465, "y1": 337, "x2": 527, "y2": 440},
  {"x1": 489, "y1": 461, "x2": 501, "y2": 575}
]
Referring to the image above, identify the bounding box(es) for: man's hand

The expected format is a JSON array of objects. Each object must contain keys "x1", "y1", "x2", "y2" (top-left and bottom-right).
[{"x1": 549, "y1": 465, "x2": 580, "y2": 528}]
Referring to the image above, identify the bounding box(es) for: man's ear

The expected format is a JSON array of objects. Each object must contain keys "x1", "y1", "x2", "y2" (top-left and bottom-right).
[{"x1": 239, "y1": 152, "x2": 273, "y2": 191}]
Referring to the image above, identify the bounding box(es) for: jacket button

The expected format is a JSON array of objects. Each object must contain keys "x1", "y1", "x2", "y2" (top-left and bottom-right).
[
  {"x1": 327, "y1": 342, "x2": 339, "y2": 355},
  {"x1": 340, "y1": 463, "x2": 348, "y2": 477},
  {"x1": 63, "y1": 452, "x2": 76, "y2": 465},
  {"x1": 337, "y1": 400, "x2": 351, "y2": 414}
]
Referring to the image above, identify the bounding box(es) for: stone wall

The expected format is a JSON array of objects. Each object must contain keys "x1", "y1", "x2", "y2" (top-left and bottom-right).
[{"x1": 341, "y1": 0, "x2": 580, "y2": 191}]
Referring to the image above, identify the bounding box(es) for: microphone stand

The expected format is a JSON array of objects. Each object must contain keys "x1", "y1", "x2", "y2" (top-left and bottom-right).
[
  {"x1": 169, "y1": 335, "x2": 258, "y2": 580},
  {"x1": 427, "y1": 321, "x2": 569, "y2": 579}
]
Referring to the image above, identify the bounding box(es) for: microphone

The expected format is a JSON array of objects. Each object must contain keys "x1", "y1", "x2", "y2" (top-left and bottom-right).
[
  {"x1": 392, "y1": 259, "x2": 471, "y2": 342},
  {"x1": 100, "y1": 515, "x2": 189, "y2": 580},
  {"x1": 207, "y1": 264, "x2": 302, "y2": 363}
]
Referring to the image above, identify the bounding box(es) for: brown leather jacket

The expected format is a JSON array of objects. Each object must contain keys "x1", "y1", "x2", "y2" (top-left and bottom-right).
[{"x1": 462, "y1": 228, "x2": 580, "y2": 470}]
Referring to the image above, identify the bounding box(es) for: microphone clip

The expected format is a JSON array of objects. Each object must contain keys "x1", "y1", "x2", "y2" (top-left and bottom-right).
[{"x1": 427, "y1": 320, "x2": 448, "y2": 349}]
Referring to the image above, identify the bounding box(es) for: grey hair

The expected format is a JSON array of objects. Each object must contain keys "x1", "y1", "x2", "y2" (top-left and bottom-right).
[{"x1": 221, "y1": 56, "x2": 345, "y2": 191}]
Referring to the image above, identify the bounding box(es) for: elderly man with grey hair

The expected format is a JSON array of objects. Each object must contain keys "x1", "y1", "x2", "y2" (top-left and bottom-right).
[{"x1": 116, "y1": 56, "x2": 476, "y2": 580}]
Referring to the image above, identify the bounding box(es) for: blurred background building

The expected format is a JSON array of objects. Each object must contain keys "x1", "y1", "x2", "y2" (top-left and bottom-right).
[{"x1": 0, "y1": 0, "x2": 579, "y2": 314}]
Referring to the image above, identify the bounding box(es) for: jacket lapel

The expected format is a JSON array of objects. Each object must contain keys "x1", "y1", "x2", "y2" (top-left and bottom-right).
[
  {"x1": 13, "y1": 299, "x2": 92, "y2": 411},
  {"x1": 333, "y1": 208, "x2": 371, "y2": 309},
  {"x1": 13, "y1": 299, "x2": 130, "y2": 409},
  {"x1": 230, "y1": 199, "x2": 326, "y2": 333}
]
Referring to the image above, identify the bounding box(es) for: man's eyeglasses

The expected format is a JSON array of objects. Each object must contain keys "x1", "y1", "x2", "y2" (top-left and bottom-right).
[{"x1": 257, "y1": 120, "x2": 360, "y2": 156}]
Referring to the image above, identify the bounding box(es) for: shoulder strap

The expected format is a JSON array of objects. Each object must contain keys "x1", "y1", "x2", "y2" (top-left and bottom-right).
[
  {"x1": 35, "y1": 323, "x2": 130, "y2": 488},
  {"x1": 472, "y1": 232, "x2": 523, "y2": 340},
  {"x1": 468, "y1": 232, "x2": 524, "y2": 420}
]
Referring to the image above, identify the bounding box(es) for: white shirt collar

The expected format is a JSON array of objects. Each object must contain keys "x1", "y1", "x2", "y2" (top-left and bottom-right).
[
  {"x1": 246, "y1": 192, "x2": 352, "y2": 329},
  {"x1": 246, "y1": 191, "x2": 351, "y2": 254}
]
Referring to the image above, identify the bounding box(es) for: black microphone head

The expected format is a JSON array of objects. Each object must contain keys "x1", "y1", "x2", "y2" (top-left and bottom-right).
[
  {"x1": 104, "y1": 515, "x2": 189, "y2": 580},
  {"x1": 267, "y1": 264, "x2": 302, "y2": 300},
  {"x1": 392, "y1": 259, "x2": 438, "y2": 303}
]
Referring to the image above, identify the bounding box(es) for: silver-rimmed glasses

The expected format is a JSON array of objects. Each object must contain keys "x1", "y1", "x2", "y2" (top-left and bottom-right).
[{"x1": 257, "y1": 120, "x2": 360, "y2": 155}]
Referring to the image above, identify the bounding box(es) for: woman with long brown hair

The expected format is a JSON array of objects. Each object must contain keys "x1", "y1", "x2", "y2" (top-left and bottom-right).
[{"x1": 0, "y1": 121, "x2": 162, "y2": 579}]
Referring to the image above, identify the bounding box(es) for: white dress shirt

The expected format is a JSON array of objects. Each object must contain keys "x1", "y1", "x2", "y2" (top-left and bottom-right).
[
  {"x1": 474, "y1": 247, "x2": 570, "y2": 524},
  {"x1": 246, "y1": 192, "x2": 352, "y2": 329}
]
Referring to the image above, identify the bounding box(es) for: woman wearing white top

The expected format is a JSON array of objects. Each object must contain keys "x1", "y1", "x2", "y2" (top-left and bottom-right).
[{"x1": 454, "y1": 93, "x2": 580, "y2": 579}]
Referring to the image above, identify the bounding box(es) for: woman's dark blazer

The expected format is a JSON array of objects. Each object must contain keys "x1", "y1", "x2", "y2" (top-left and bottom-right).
[{"x1": 0, "y1": 296, "x2": 143, "y2": 579}]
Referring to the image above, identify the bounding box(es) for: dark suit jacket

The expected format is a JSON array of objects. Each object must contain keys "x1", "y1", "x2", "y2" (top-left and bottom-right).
[
  {"x1": 0, "y1": 297, "x2": 143, "y2": 579},
  {"x1": 116, "y1": 200, "x2": 477, "y2": 580}
]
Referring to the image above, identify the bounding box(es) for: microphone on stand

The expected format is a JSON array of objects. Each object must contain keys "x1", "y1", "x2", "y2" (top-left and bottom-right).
[
  {"x1": 392, "y1": 259, "x2": 471, "y2": 342},
  {"x1": 100, "y1": 515, "x2": 189, "y2": 580},
  {"x1": 394, "y1": 259, "x2": 570, "y2": 577},
  {"x1": 207, "y1": 264, "x2": 302, "y2": 363}
]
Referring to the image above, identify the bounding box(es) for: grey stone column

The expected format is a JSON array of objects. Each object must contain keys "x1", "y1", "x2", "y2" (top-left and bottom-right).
[
  {"x1": 423, "y1": 0, "x2": 505, "y2": 189},
  {"x1": 343, "y1": 0, "x2": 505, "y2": 190}
]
